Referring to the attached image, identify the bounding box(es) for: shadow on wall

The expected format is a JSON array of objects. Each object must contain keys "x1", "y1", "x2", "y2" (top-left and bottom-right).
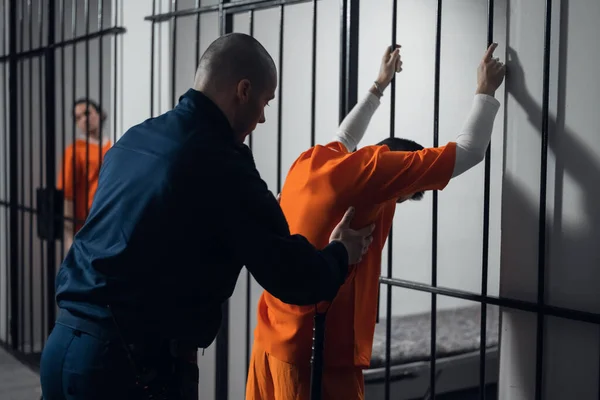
[{"x1": 502, "y1": 0, "x2": 600, "y2": 394}]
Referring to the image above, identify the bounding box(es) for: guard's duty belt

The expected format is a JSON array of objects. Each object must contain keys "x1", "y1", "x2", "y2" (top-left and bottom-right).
[{"x1": 57, "y1": 308, "x2": 199, "y2": 400}]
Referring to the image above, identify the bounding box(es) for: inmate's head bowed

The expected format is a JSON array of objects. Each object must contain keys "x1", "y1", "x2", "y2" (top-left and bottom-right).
[
  {"x1": 194, "y1": 33, "x2": 277, "y2": 141},
  {"x1": 376, "y1": 137, "x2": 426, "y2": 203}
]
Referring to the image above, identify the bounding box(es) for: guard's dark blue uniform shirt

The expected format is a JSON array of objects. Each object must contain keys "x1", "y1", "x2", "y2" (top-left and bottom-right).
[{"x1": 55, "y1": 89, "x2": 349, "y2": 347}]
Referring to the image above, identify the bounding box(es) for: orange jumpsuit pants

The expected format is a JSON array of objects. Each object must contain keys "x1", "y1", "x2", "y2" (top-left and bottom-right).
[{"x1": 245, "y1": 343, "x2": 364, "y2": 400}]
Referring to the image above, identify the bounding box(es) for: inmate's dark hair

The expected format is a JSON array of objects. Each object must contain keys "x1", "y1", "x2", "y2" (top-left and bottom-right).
[
  {"x1": 73, "y1": 98, "x2": 107, "y2": 122},
  {"x1": 376, "y1": 137, "x2": 425, "y2": 201}
]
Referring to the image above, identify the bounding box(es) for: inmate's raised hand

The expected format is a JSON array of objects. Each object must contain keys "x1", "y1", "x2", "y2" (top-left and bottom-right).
[
  {"x1": 476, "y1": 43, "x2": 506, "y2": 96},
  {"x1": 375, "y1": 44, "x2": 403, "y2": 92},
  {"x1": 329, "y1": 207, "x2": 375, "y2": 265}
]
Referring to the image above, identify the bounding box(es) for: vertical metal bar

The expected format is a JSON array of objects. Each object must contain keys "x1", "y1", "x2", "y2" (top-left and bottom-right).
[
  {"x1": 247, "y1": 11, "x2": 254, "y2": 153},
  {"x1": 384, "y1": 0, "x2": 398, "y2": 398},
  {"x1": 19, "y1": 0, "x2": 25, "y2": 352},
  {"x1": 150, "y1": 0, "x2": 156, "y2": 118},
  {"x1": 430, "y1": 0, "x2": 443, "y2": 397},
  {"x1": 245, "y1": 9, "x2": 255, "y2": 379},
  {"x1": 113, "y1": 0, "x2": 118, "y2": 144},
  {"x1": 215, "y1": 5, "x2": 232, "y2": 397},
  {"x1": 98, "y1": 0, "x2": 105, "y2": 169},
  {"x1": 71, "y1": 0, "x2": 77, "y2": 242},
  {"x1": 276, "y1": 5, "x2": 284, "y2": 193},
  {"x1": 309, "y1": 0, "x2": 317, "y2": 147},
  {"x1": 27, "y1": 0, "x2": 34, "y2": 353},
  {"x1": 84, "y1": 0, "x2": 90, "y2": 217},
  {"x1": 8, "y1": 0, "x2": 19, "y2": 351},
  {"x1": 38, "y1": 0, "x2": 46, "y2": 349},
  {"x1": 338, "y1": 0, "x2": 346, "y2": 123},
  {"x1": 59, "y1": 0, "x2": 66, "y2": 263},
  {"x1": 535, "y1": 1, "x2": 552, "y2": 398},
  {"x1": 45, "y1": 0, "x2": 57, "y2": 338},
  {"x1": 3, "y1": 0, "x2": 10, "y2": 346},
  {"x1": 194, "y1": 0, "x2": 200, "y2": 69},
  {"x1": 170, "y1": 0, "x2": 178, "y2": 109},
  {"x1": 479, "y1": 1, "x2": 495, "y2": 397},
  {"x1": 157, "y1": 0, "x2": 162, "y2": 117},
  {"x1": 339, "y1": 0, "x2": 359, "y2": 120}
]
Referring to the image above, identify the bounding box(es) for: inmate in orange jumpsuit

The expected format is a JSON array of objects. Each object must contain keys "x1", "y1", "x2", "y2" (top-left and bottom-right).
[
  {"x1": 57, "y1": 138, "x2": 112, "y2": 233},
  {"x1": 246, "y1": 140, "x2": 456, "y2": 400}
]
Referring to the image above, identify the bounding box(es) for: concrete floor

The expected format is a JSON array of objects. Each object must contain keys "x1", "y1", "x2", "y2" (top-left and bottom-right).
[
  {"x1": 0, "y1": 345, "x2": 497, "y2": 400},
  {"x1": 0, "y1": 347, "x2": 42, "y2": 400}
]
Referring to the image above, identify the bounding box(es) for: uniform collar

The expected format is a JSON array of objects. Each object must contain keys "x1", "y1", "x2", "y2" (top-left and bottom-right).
[{"x1": 177, "y1": 89, "x2": 237, "y2": 143}]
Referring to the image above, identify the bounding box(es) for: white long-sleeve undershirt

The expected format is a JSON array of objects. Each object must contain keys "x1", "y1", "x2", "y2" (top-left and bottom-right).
[
  {"x1": 332, "y1": 92, "x2": 501, "y2": 179},
  {"x1": 332, "y1": 92, "x2": 381, "y2": 152}
]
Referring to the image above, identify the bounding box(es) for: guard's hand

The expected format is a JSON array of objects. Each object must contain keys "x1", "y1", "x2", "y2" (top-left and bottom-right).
[
  {"x1": 476, "y1": 43, "x2": 506, "y2": 96},
  {"x1": 276, "y1": 193, "x2": 281, "y2": 203},
  {"x1": 375, "y1": 45, "x2": 402, "y2": 92},
  {"x1": 329, "y1": 207, "x2": 375, "y2": 265}
]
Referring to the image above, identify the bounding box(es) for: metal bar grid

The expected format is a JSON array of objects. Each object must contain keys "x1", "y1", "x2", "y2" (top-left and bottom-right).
[
  {"x1": 1, "y1": 0, "x2": 124, "y2": 361},
  {"x1": 0, "y1": 27, "x2": 126, "y2": 63},
  {"x1": 145, "y1": 0, "x2": 317, "y2": 22}
]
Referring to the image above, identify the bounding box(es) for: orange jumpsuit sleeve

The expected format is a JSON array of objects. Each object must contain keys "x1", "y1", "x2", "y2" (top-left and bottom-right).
[
  {"x1": 358, "y1": 142, "x2": 457, "y2": 204},
  {"x1": 57, "y1": 144, "x2": 79, "y2": 200}
]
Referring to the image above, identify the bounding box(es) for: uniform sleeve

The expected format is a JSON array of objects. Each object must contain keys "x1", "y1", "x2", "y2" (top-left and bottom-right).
[
  {"x1": 217, "y1": 152, "x2": 350, "y2": 306},
  {"x1": 359, "y1": 142, "x2": 457, "y2": 204},
  {"x1": 57, "y1": 145, "x2": 78, "y2": 200}
]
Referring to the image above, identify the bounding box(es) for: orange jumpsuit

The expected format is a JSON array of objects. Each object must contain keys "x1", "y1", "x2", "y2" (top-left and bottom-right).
[
  {"x1": 246, "y1": 141, "x2": 457, "y2": 400},
  {"x1": 57, "y1": 138, "x2": 112, "y2": 233}
]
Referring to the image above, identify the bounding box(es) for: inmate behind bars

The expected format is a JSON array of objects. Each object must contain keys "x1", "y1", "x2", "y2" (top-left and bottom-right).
[{"x1": 247, "y1": 43, "x2": 506, "y2": 400}]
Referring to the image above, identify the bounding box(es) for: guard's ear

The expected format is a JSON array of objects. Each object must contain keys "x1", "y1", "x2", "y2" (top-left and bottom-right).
[{"x1": 235, "y1": 79, "x2": 252, "y2": 104}]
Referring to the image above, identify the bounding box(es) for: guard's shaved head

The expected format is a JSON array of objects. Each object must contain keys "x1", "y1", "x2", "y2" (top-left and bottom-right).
[
  {"x1": 193, "y1": 33, "x2": 277, "y2": 141},
  {"x1": 194, "y1": 33, "x2": 277, "y2": 92}
]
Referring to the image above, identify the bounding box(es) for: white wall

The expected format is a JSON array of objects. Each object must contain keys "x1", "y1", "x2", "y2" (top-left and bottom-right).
[
  {"x1": 498, "y1": 0, "x2": 600, "y2": 398},
  {"x1": 114, "y1": 0, "x2": 171, "y2": 138}
]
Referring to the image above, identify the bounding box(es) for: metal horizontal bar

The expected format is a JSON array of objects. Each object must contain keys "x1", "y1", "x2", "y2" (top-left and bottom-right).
[
  {"x1": 144, "y1": 0, "x2": 317, "y2": 22},
  {"x1": 0, "y1": 200, "x2": 39, "y2": 215},
  {"x1": 0, "y1": 200, "x2": 82, "y2": 224},
  {"x1": 379, "y1": 276, "x2": 600, "y2": 326},
  {"x1": 0, "y1": 26, "x2": 126, "y2": 63}
]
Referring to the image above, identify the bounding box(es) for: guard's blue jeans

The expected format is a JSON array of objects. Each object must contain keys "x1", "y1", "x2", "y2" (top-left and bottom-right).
[{"x1": 40, "y1": 321, "x2": 140, "y2": 400}]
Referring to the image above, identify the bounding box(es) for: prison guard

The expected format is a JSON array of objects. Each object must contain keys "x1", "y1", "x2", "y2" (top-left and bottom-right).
[
  {"x1": 56, "y1": 139, "x2": 112, "y2": 232},
  {"x1": 248, "y1": 140, "x2": 456, "y2": 399},
  {"x1": 54, "y1": 89, "x2": 351, "y2": 346}
]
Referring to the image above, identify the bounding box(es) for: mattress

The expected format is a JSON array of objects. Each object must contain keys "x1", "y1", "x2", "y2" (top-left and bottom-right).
[{"x1": 370, "y1": 305, "x2": 500, "y2": 369}]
